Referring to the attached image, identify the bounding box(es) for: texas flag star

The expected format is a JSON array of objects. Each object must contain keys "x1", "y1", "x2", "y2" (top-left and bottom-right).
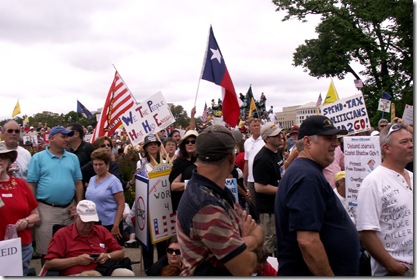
[{"x1": 210, "y1": 48, "x2": 222, "y2": 63}]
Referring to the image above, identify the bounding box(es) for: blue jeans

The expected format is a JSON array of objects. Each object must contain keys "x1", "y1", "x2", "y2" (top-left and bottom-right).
[{"x1": 22, "y1": 243, "x2": 33, "y2": 276}]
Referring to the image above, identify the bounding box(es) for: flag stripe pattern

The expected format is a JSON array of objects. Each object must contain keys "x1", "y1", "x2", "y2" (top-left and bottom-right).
[
  {"x1": 201, "y1": 26, "x2": 240, "y2": 127},
  {"x1": 91, "y1": 71, "x2": 135, "y2": 142}
]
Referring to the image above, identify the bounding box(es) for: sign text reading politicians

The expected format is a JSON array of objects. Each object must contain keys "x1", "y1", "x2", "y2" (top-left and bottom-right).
[
  {"x1": 121, "y1": 91, "x2": 175, "y2": 145},
  {"x1": 320, "y1": 93, "x2": 370, "y2": 134}
]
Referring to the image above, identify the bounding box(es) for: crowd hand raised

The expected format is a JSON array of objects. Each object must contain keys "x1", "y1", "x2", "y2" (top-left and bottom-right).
[
  {"x1": 191, "y1": 106, "x2": 196, "y2": 116},
  {"x1": 241, "y1": 210, "x2": 257, "y2": 237}
]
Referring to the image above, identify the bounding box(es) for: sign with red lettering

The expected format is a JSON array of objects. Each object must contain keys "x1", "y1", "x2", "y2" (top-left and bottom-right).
[
  {"x1": 320, "y1": 93, "x2": 371, "y2": 135},
  {"x1": 121, "y1": 91, "x2": 175, "y2": 146}
]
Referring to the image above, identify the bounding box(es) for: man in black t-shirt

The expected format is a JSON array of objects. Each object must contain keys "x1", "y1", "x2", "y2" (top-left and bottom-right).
[{"x1": 253, "y1": 122, "x2": 284, "y2": 256}]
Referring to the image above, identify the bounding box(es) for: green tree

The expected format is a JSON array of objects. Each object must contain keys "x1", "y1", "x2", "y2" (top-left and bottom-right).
[
  {"x1": 272, "y1": 0, "x2": 413, "y2": 126},
  {"x1": 170, "y1": 105, "x2": 191, "y2": 128}
]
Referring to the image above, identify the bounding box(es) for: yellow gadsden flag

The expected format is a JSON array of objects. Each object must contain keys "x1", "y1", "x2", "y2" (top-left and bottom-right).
[
  {"x1": 12, "y1": 100, "x2": 21, "y2": 117},
  {"x1": 323, "y1": 80, "x2": 340, "y2": 105},
  {"x1": 248, "y1": 98, "x2": 257, "y2": 117}
]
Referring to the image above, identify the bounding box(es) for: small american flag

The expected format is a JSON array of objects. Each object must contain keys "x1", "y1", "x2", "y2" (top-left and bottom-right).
[
  {"x1": 201, "y1": 102, "x2": 208, "y2": 122},
  {"x1": 316, "y1": 93, "x2": 322, "y2": 108},
  {"x1": 354, "y1": 79, "x2": 364, "y2": 89}
]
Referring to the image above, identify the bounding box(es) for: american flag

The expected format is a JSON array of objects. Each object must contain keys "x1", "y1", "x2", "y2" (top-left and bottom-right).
[
  {"x1": 354, "y1": 79, "x2": 364, "y2": 89},
  {"x1": 91, "y1": 71, "x2": 136, "y2": 143},
  {"x1": 201, "y1": 102, "x2": 208, "y2": 122},
  {"x1": 316, "y1": 93, "x2": 322, "y2": 108}
]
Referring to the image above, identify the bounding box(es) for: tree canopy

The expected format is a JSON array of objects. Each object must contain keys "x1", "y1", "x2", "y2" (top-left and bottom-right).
[{"x1": 272, "y1": 0, "x2": 413, "y2": 125}]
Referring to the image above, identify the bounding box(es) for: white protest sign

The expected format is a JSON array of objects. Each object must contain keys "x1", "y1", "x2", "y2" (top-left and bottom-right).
[
  {"x1": 343, "y1": 136, "x2": 381, "y2": 207},
  {"x1": 402, "y1": 104, "x2": 414, "y2": 125},
  {"x1": 121, "y1": 91, "x2": 175, "y2": 146},
  {"x1": 0, "y1": 238, "x2": 23, "y2": 276},
  {"x1": 134, "y1": 175, "x2": 149, "y2": 247},
  {"x1": 321, "y1": 93, "x2": 371, "y2": 134},
  {"x1": 225, "y1": 178, "x2": 238, "y2": 202},
  {"x1": 377, "y1": 98, "x2": 391, "y2": 113},
  {"x1": 148, "y1": 169, "x2": 176, "y2": 244}
]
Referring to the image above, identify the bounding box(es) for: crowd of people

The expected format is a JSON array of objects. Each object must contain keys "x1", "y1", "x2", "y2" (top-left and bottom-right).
[{"x1": 0, "y1": 109, "x2": 413, "y2": 276}]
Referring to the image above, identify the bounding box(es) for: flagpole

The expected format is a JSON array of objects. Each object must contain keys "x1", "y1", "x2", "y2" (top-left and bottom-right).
[
  {"x1": 194, "y1": 26, "x2": 211, "y2": 107},
  {"x1": 112, "y1": 64, "x2": 138, "y2": 104}
]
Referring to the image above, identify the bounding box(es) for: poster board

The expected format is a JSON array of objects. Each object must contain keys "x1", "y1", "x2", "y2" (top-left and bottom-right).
[
  {"x1": 402, "y1": 104, "x2": 413, "y2": 125},
  {"x1": 320, "y1": 93, "x2": 371, "y2": 134},
  {"x1": 148, "y1": 169, "x2": 176, "y2": 244},
  {"x1": 134, "y1": 175, "x2": 149, "y2": 247},
  {"x1": 0, "y1": 238, "x2": 23, "y2": 276},
  {"x1": 121, "y1": 91, "x2": 175, "y2": 146},
  {"x1": 343, "y1": 136, "x2": 381, "y2": 207},
  {"x1": 225, "y1": 178, "x2": 238, "y2": 202}
]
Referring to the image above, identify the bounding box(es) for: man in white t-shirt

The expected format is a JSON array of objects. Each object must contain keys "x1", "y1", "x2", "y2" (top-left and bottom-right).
[
  {"x1": 356, "y1": 123, "x2": 413, "y2": 276},
  {"x1": 2, "y1": 120, "x2": 32, "y2": 180},
  {"x1": 243, "y1": 118, "x2": 264, "y2": 220}
]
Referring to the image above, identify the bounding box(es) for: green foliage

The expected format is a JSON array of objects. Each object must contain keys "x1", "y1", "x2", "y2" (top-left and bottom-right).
[
  {"x1": 169, "y1": 104, "x2": 191, "y2": 128},
  {"x1": 116, "y1": 146, "x2": 140, "y2": 206},
  {"x1": 272, "y1": 0, "x2": 413, "y2": 127}
]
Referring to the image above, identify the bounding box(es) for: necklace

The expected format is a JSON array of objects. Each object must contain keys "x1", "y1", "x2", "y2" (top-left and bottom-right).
[{"x1": 0, "y1": 177, "x2": 18, "y2": 190}]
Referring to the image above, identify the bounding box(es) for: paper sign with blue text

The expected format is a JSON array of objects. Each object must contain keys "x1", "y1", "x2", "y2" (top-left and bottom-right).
[
  {"x1": 121, "y1": 91, "x2": 175, "y2": 146},
  {"x1": 320, "y1": 93, "x2": 370, "y2": 134}
]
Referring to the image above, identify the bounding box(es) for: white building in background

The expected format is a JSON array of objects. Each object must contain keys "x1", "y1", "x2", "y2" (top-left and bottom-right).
[{"x1": 275, "y1": 102, "x2": 320, "y2": 129}]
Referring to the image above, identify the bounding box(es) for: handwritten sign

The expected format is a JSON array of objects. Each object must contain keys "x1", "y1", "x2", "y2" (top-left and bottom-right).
[
  {"x1": 321, "y1": 93, "x2": 370, "y2": 134},
  {"x1": 134, "y1": 176, "x2": 149, "y2": 247},
  {"x1": 225, "y1": 178, "x2": 238, "y2": 202},
  {"x1": 402, "y1": 104, "x2": 413, "y2": 125},
  {"x1": 148, "y1": 169, "x2": 176, "y2": 244},
  {"x1": 343, "y1": 136, "x2": 381, "y2": 207},
  {"x1": 377, "y1": 98, "x2": 391, "y2": 113},
  {"x1": 0, "y1": 238, "x2": 23, "y2": 276},
  {"x1": 121, "y1": 91, "x2": 175, "y2": 146}
]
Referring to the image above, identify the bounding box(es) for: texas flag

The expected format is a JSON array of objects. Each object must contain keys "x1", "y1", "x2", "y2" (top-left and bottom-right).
[{"x1": 201, "y1": 26, "x2": 240, "y2": 127}]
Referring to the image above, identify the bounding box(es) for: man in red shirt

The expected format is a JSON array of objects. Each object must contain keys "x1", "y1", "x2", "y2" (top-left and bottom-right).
[{"x1": 44, "y1": 200, "x2": 134, "y2": 276}]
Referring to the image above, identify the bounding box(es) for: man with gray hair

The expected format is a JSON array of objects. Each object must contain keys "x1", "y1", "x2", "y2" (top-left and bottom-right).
[
  {"x1": 2, "y1": 120, "x2": 32, "y2": 180},
  {"x1": 356, "y1": 123, "x2": 413, "y2": 276},
  {"x1": 176, "y1": 125, "x2": 264, "y2": 276}
]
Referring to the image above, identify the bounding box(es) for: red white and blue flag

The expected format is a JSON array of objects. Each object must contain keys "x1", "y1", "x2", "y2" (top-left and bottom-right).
[
  {"x1": 91, "y1": 71, "x2": 136, "y2": 143},
  {"x1": 201, "y1": 26, "x2": 240, "y2": 127}
]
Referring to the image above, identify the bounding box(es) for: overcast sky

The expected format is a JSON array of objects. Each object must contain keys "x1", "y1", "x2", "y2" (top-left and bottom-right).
[{"x1": 0, "y1": 0, "x2": 363, "y2": 122}]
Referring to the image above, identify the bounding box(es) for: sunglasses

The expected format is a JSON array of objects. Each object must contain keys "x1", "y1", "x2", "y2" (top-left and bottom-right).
[
  {"x1": 387, "y1": 124, "x2": 402, "y2": 137},
  {"x1": 7, "y1": 129, "x2": 20, "y2": 134},
  {"x1": 100, "y1": 143, "x2": 111, "y2": 148},
  {"x1": 184, "y1": 140, "x2": 196, "y2": 145},
  {"x1": 167, "y1": 248, "x2": 181, "y2": 255}
]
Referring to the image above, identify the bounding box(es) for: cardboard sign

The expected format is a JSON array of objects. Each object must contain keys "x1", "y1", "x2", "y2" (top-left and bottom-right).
[
  {"x1": 148, "y1": 169, "x2": 176, "y2": 244},
  {"x1": 377, "y1": 98, "x2": 391, "y2": 113},
  {"x1": 343, "y1": 136, "x2": 381, "y2": 207},
  {"x1": 402, "y1": 104, "x2": 414, "y2": 125},
  {"x1": 0, "y1": 238, "x2": 23, "y2": 276},
  {"x1": 121, "y1": 91, "x2": 175, "y2": 146},
  {"x1": 321, "y1": 93, "x2": 371, "y2": 134},
  {"x1": 134, "y1": 175, "x2": 149, "y2": 247}
]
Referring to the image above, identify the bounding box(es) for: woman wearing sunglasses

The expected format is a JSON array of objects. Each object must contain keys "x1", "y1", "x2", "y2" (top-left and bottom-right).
[
  {"x1": 147, "y1": 235, "x2": 183, "y2": 276},
  {"x1": 169, "y1": 130, "x2": 199, "y2": 214}
]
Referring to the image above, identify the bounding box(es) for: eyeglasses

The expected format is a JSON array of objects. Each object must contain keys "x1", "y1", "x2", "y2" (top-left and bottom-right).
[
  {"x1": 6, "y1": 129, "x2": 20, "y2": 134},
  {"x1": 100, "y1": 143, "x2": 111, "y2": 148},
  {"x1": 387, "y1": 124, "x2": 402, "y2": 138},
  {"x1": 184, "y1": 140, "x2": 196, "y2": 145},
  {"x1": 0, "y1": 154, "x2": 9, "y2": 160},
  {"x1": 167, "y1": 248, "x2": 181, "y2": 255}
]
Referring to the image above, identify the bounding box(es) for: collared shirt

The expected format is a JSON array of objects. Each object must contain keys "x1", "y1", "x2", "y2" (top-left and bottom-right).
[
  {"x1": 27, "y1": 146, "x2": 82, "y2": 204},
  {"x1": 244, "y1": 135, "x2": 264, "y2": 183},
  {"x1": 44, "y1": 223, "x2": 122, "y2": 276}
]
